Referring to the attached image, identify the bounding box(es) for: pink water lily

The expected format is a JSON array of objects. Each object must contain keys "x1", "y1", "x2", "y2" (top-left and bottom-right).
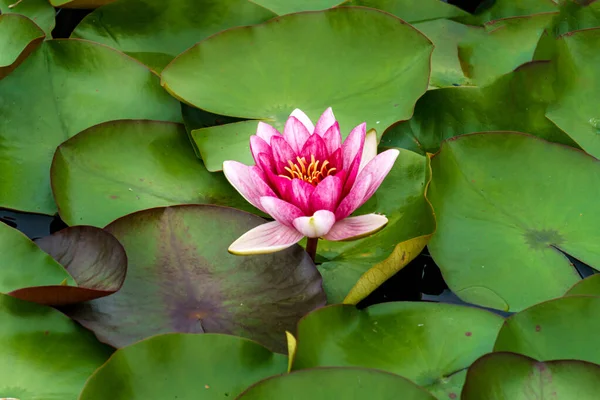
[{"x1": 223, "y1": 107, "x2": 399, "y2": 257}]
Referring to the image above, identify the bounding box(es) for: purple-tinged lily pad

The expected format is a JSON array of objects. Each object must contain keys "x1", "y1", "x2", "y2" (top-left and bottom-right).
[{"x1": 65, "y1": 205, "x2": 326, "y2": 353}]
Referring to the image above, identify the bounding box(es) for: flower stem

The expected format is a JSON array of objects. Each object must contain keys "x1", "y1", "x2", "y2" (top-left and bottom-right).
[{"x1": 305, "y1": 237, "x2": 318, "y2": 263}]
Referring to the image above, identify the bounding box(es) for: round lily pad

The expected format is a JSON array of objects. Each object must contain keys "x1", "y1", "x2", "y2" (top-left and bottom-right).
[
  {"x1": 0, "y1": 0, "x2": 55, "y2": 37},
  {"x1": 0, "y1": 39, "x2": 181, "y2": 215},
  {"x1": 50, "y1": 0, "x2": 115, "y2": 8},
  {"x1": 51, "y1": 120, "x2": 255, "y2": 228},
  {"x1": 0, "y1": 13, "x2": 44, "y2": 79},
  {"x1": 494, "y1": 296, "x2": 600, "y2": 364},
  {"x1": 71, "y1": 0, "x2": 276, "y2": 72},
  {"x1": 565, "y1": 274, "x2": 600, "y2": 296},
  {"x1": 79, "y1": 333, "x2": 287, "y2": 400},
  {"x1": 346, "y1": 0, "x2": 469, "y2": 23},
  {"x1": 292, "y1": 302, "x2": 504, "y2": 398},
  {"x1": 250, "y1": 0, "x2": 344, "y2": 15},
  {"x1": 462, "y1": 352, "x2": 600, "y2": 400},
  {"x1": 0, "y1": 293, "x2": 113, "y2": 399},
  {"x1": 64, "y1": 205, "x2": 326, "y2": 353},
  {"x1": 161, "y1": 7, "x2": 433, "y2": 168},
  {"x1": 427, "y1": 132, "x2": 600, "y2": 311},
  {"x1": 238, "y1": 367, "x2": 436, "y2": 399},
  {"x1": 382, "y1": 62, "x2": 577, "y2": 154}
]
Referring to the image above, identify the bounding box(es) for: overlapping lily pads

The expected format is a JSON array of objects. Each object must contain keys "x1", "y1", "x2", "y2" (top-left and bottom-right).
[
  {"x1": 162, "y1": 7, "x2": 433, "y2": 170},
  {"x1": 427, "y1": 132, "x2": 600, "y2": 311},
  {"x1": 0, "y1": 39, "x2": 181, "y2": 216},
  {"x1": 315, "y1": 148, "x2": 435, "y2": 304},
  {"x1": 238, "y1": 367, "x2": 436, "y2": 399},
  {"x1": 554, "y1": 0, "x2": 600, "y2": 35},
  {"x1": 292, "y1": 302, "x2": 504, "y2": 398},
  {"x1": 457, "y1": 0, "x2": 558, "y2": 25},
  {"x1": 50, "y1": 0, "x2": 115, "y2": 8},
  {"x1": 462, "y1": 352, "x2": 600, "y2": 399},
  {"x1": 345, "y1": 0, "x2": 469, "y2": 22},
  {"x1": 494, "y1": 296, "x2": 600, "y2": 363},
  {"x1": 65, "y1": 205, "x2": 326, "y2": 353},
  {"x1": 0, "y1": 293, "x2": 113, "y2": 399},
  {"x1": 0, "y1": 13, "x2": 44, "y2": 79},
  {"x1": 79, "y1": 333, "x2": 287, "y2": 400},
  {"x1": 382, "y1": 62, "x2": 577, "y2": 154},
  {"x1": 0, "y1": 0, "x2": 55, "y2": 36},
  {"x1": 51, "y1": 120, "x2": 256, "y2": 227},
  {"x1": 72, "y1": 0, "x2": 277, "y2": 72},
  {"x1": 565, "y1": 274, "x2": 600, "y2": 296},
  {"x1": 251, "y1": 0, "x2": 344, "y2": 15}
]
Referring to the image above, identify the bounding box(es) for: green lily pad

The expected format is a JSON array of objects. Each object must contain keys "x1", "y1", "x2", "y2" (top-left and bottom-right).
[
  {"x1": 238, "y1": 367, "x2": 436, "y2": 399},
  {"x1": 315, "y1": 149, "x2": 435, "y2": 304},
  {"x1": 292, "y1": 302, "x2": 504, "y2": 398},
  {"x1": 1, "y1": 221, "x2": 128, "y2": 305},
  {"x1": 79, "y1": 333, "x2": 287, "y2": 400},
  {"x1": 250, "y1": 0, "x2": 344, "y2": 15},
  {"x1": 0, "y1": 0, "x2": 55, "y2": 37},
  {"x1": 462, "y1": 352, "x2": 600, "y2": 399},
  {"x1": 0, "y1": 39, "x2": 181, "y2": 216},
  {"x1": 457, "y1": 0, "x2": 557, "y2": 25},
  {"x1": 51, "y1": 120, "x2": 256, "y2": 228},
  {"x1": 427, "y1": 132, "x2": 600, "y2": 311},
  {"x1": 0, "y1": 13, "x2": 44, "y2": 79},
  {"x1": 72, "y1": 0, "x2": 276, "y2": 72},
  {"x1": 545, "y1": 28, "x2": 600, "y2": 159},
  {"x1": 162, "y1": 7, "x2": 433, "y2": 168},
  {"x1": 345, "y1": 0, "x2": 469, "y2": 23},
  {"x1": 64, "y1": 205, "x2": 326, "y2": 353},
  {"x1": 0, "y1": 293, "x2": 113, "y2": 399},
  {"x1": 50, "y1": 0, "x2": 115, "y2": 8},
  {"x1": 554, "y1": 0, "x2": 600, "y2": 35},
  {"x1": 565, "y1": 274, "x2": 600, "y2": 296},
  {"x1": 382, "y1": 61, "x2": 577, "y2": 154},
  {"x1": 494, "y1": 296, "x2": 600, "y2": 363}
]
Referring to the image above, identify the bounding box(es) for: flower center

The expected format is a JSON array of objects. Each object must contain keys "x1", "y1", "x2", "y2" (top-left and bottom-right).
[{"x1": 280, "y1": 155, "x2": 336, "y2": 185}]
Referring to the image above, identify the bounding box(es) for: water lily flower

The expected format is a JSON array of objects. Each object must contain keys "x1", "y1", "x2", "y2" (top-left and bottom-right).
[{"x1": 223, "y1": 108, "x2": 399, "y2": 258}]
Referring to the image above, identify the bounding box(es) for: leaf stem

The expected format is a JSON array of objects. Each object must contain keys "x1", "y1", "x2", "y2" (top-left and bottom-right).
[{"x1": 305, "y1": 237, "x2": 318, "y2": 263}]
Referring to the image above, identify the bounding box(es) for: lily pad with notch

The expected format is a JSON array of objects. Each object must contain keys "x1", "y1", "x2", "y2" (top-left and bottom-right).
[
  {"x1": 0, "y1": 13, "x2": 44, "y2": 79},
  {"x1": 0, "y1": 0, "x2": 55, "y2": 37}
]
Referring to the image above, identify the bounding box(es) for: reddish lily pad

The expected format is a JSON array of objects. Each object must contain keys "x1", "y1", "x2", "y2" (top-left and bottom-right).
[
  {"x1": 238, "y1": 367, "x2": 436, "y2": 399},
  {"x1": 79, "y1": 333, "x2": 288, "y2": 400},
  {"x1": 462, "y1": 352, "x2": 600, "y2": 399},
  {"x1": 65, "y1": 205, "x2": 326, "y2": 353},
  {"x1": 0, "y1": 13, "x2": 44, "y2": 79}
]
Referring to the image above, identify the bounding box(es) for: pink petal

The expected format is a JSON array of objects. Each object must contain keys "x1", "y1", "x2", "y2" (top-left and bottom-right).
[
  {"x1": 290, "y1": 109, "x2": 315, "y2": 133},
  {"x1": 314, "y1": 107, "x2": 336, "y2": 137},
  {"x1": 309, "y1": 175, "x2": 342, "y2": 213},
  {"x1": 271, "y1": 135, "x2": 297, "y2": 175},
  {"x1": 223, "y1": 161, "x2": 276, "y2": 213},
  {"x1": 359, "y1": 129, "x2": 378, "y2": 172},
  {"x1": 284, "y1": 116, "x2": 311, "y2": 153},
  {"x1": 324, "y1": 214, "x2": 388, "y2": 241},
  {"x1": 300, "y1": 132, "x2": 328, "y2": 162},
  {"x1": 260, "y1": 196, "x2": 304, "y2": 227},
  {"x1": 292, "y1": 179, "x2": 315, "y2": 215},
  {"x1": 250, "y1": 135, "x2": 272, "y2": 166},
  {"x1": 335, "y1": 174, "x2": 372, "y2": 220},
  {"x1": 328, "y1": 148, "x2": 343, "y2": 172},
  {"x1": 342, "y1": 155, "x2": 361, "y2": 197},
  {"x1": 259, "y1": 154, "x2": 293, "y2": 198},
  {"x1": 228, "y1": 221, "x2": 303, "y2": 255},
  {"x1": 322, "y1": 121, "x2": 342, "y2": 155},
  {"x1": 360, "y1": 149, "x2": 400, "y2": 202},
  {"x1": 342, "y1": 122, "x2": 367, "y2": 170},
  {"x1": 257, "y1": 122, "x2": 281, "y2": 144},
  {"x1": 292, "y1": 210, "x2": 336, "y2": 238}
]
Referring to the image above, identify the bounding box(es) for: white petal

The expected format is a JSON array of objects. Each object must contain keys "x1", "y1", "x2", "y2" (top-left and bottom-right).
[
  {"x1": 228, "y1": 221, "x2": 303, "y2": 255},
  {"x1": 292, "y1": 210, "x2": 336, "y2": 238},
  {"x1": 324, "y1": 214, "x2": 388, "y2": 241},
  {"x1": 359, "y1": 129, "x2": 378, "y2": 172}
]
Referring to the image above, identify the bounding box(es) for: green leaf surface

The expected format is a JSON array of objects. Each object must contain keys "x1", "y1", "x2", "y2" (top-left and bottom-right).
[
  {"x1": 0, "y1": 39, "x2": 181, "y2": 215},
  {"x1": 250, "y1": 0, "x2": 344, "y2": 15},
  {"x1": 238, "y1": 367, "x2": 436, "y2": 399},
  {"x1": 51, "y1": 120, "x2": 256, "y2": 227},
  {"x1": 457, "y1": 0, "x2": 557, "y2": 25},
  {"x1": 65, "y1": 205, "x2": 326, "y2": 353},
  {"x1": 344, "y1": 0, "x2": 469, "y2": 22},
  {"x1": 546, "y1": 28, "x2": 600, "y2": 158},
  {"x1": 0, "y1": 293, "x2": 113, "y2": 400},
  {"x1": 0, "y1": 0, "x2": 55, "y2": 37},
  {"x1": 315, "y1": 149, "x2": 435, "y2": 303},
  {"x1": 462, "y1": 352, "x2": 600, "y2": 400},
  {"x1": 72, "y1": 0, "x2": 276, "y2": 72},
  {"x1": 382, "y1": 62, "x2": 577, "y2": 154},
  {"x1": 0, "y1": 13, "x2": 44, "y2": 78},
  {"x1": 79, "y1": 333, "x2": 287, "y2": 400},
  {"x1": 292, "y1": 302, "x2": 504, "y2": 398},
  {"x1": 427, "y1": 132, "x2": 600, "y2": 311},
  {"x1": 554, "y1": 0, "x2": 600, "y2": 35},
  {"x1": 50, "y1": 0, "x2": 116, "y2": 8},
  {"x1": 162, "y1": 7, "x2": 433, "y2": 168},
  {"x1": 565, "y1": 274, "x2": 600, "y2": 296},
  {"x1": 494, "y1": 296, "x2": 600, "y2": 363}
]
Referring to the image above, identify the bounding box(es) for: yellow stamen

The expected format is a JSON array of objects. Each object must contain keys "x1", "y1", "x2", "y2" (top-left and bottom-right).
[{"x1": 278, "y1": 154, "x2": 336, "y2": 185}]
